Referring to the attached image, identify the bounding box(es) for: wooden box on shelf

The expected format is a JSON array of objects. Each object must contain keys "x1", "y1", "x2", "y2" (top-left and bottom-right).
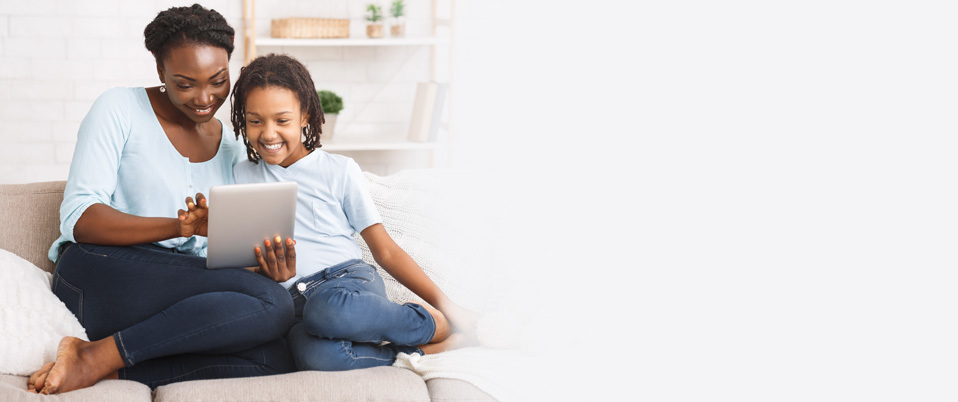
[{"x1": 270, "y1": 18, "x2": 349, "y2": 39}]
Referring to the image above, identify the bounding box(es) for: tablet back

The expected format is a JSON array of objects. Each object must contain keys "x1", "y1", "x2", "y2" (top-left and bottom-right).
[{"x1": 206, "y1": 181, "x2": 298, "y2": 269}]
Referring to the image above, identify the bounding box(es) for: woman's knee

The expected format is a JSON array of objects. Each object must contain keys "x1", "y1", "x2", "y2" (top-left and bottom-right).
[
  {"x1": 263, "y1": 286, "x2": 295, "y2": 335},
  {"x1": 239, "y1": 272, "x2": 295, "y2": 335}
]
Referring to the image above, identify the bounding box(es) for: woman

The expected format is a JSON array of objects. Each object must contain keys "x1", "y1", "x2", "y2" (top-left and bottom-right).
[{"x1": 27, "y1": 4, "x2": 295, "y2": 394}]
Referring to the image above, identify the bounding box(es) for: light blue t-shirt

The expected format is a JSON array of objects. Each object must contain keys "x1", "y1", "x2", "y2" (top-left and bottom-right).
[
  {"x1": 233, "y1": 150, "x2": 381, "y2": 289},
  {"x1": 49, "y1": 87, "x2": 246, "y2": 263}
]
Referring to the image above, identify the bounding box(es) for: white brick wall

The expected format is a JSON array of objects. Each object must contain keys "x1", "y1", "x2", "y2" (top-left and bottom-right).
[{"x1": 0, "y1": 0, "x2": 448, "y2": 184}]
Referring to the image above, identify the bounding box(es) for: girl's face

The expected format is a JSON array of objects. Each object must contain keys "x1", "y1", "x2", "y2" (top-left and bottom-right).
[
  {"x1": 244, "y1": 86, "x2": 310, "y2": 167},
  {"x1": 158, "y1": 44, "x2": 230, "y2": 123}
]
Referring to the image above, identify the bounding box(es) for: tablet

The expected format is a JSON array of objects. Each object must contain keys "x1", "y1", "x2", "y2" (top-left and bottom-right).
[{"x1": 206, "y1": 181, "x2": 298, "y2": 269}]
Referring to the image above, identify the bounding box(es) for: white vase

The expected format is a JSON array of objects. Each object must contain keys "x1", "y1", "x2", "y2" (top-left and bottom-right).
[{"x1": 321, "y1": 113, "x2": 338, "y2": 142}]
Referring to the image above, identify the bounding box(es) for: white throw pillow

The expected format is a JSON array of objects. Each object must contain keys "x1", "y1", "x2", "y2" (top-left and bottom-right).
[
  {"x1": 356, "y1": 169, "x2": 499, "y2": 313},
  {"x1": 0, "y1": 249, "x2": 88, "y2": 376}
]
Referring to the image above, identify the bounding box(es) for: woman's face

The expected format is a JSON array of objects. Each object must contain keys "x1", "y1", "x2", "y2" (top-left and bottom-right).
[
  {"x1": 157, "y1": 44, "x2": 230, "y2": 124},
  {"x1": 243, "y1": 86, "x2": 310, "y2": 168}
]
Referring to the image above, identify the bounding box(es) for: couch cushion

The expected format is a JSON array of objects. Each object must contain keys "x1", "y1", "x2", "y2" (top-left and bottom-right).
[
  {"x1": 0, "y1": 181, "x2": 65, "y2": 274},
  {"x1": 426, "y1": 378, "x2": 497, "y2": 401},
  {"x1": 0, "y1": 374, "x2": 151, "y2": 402},
  {"x1": 153, "y1": 367, "x2": 429, "y2": 402}
]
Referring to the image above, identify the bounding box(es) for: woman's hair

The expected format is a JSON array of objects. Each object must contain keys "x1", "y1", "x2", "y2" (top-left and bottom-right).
[
  {"x1": 144, "y1": 3, "x2": 235, "y2": 63},
  {"x1": 231, "y1": 53, "x2": 325, "y2": 163}
]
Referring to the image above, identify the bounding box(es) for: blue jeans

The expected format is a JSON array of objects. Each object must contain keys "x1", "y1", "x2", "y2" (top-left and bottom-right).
[
  {"x1": 285, "y1": 259, "x2": 436, "y2": 371},
  {"x1": 52, "y1": 243, "x2": 295, "y2": 389}
]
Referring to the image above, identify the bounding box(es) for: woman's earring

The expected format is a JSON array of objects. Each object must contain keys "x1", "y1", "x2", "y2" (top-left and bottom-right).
[{"x1": 159, "y1": 84, "x2": 166, "y2": 93}]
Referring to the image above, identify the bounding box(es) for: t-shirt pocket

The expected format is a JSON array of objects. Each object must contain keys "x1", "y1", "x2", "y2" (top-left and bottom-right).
[{"x1": 311, "y1": 200, "x2": 351, "y2": 236}]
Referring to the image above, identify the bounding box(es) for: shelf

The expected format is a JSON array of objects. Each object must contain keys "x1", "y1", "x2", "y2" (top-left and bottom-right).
[
  {"x1": 242, "y1": 0, "x2": 453, "y2": 169},
  {"x1": 256, "y1": 36, "x2": 450, "y2": 47},
  {"x1": 321, "y1": 139, "x2": 439, "y2": 151}
]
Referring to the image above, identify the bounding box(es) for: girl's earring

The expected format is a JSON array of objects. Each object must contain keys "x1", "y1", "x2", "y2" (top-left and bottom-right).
[{"x1": 159, "y1": 84, "x2": 166, "y2": 93}]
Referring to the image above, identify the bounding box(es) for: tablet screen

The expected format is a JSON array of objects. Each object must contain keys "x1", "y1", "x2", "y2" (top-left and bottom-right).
[{"x1": 206, "y1": 181, "x2": 298, "y2": 269}]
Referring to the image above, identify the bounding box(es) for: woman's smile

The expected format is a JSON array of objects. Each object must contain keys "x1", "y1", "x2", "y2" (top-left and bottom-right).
[
  {"x1": 192, "y1": 105, "x2": 214, "y2": 116},
  {"x1": 158, "y1": 44, "x2": 230, "y2": 125}
]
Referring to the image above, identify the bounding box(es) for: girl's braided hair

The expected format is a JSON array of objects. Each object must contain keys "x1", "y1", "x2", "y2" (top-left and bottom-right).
[
  {"x1": 144, "y1": 3, "x2": 235, "y2": 63},
  {"x1": 231, "y1": 53, "x2": 325, "y2": 163}
]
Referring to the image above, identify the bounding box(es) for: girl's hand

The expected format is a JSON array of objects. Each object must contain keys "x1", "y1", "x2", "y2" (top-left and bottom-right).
[
  {"x1": 177, "y1": 193, "x2": 209, "y2": 237},
  {"x1": 254, "y1": 236, "x2": 296, "y2": 283}
]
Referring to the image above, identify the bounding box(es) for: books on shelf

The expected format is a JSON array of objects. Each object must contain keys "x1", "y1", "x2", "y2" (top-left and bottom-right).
[{"x1": 407, "y1": 81, "x2": 448, "y2": 143}]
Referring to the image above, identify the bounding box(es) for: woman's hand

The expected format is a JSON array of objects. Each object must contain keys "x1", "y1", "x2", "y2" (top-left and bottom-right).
[
  {"x1": 176, "y1": 193, "x2": 209, "y2": 237},
  {"x1": 254, "y1": 236, "x2": 297, "y2": 283}
]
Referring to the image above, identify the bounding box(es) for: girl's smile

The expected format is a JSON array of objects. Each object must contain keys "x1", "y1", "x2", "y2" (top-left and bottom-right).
[{"x1": 244, "y1": 86, "x2": 311, "y2": 168}]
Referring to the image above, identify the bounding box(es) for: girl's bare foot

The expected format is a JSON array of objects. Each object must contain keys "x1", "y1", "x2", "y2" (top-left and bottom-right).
[
  {"x1": 41, "y1": 337, "x2": 123, "y2": 394},
  {"x1": 26, "y1": 362, "x2": 54, "y2": 393},
  {"x1": 420, "y1": 332, "x2": 477, "y2": 354}
]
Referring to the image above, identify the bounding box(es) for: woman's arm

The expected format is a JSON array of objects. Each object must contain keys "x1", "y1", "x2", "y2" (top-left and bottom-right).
[
  {"x1": 74, "y1": 193, "x2": 209, "y2": 246},
  {"x1": 61, "y1": 88, "x2": 153, "y2": 246},
  {"x1": 73, "y1": 203, "x2": 182, "y2": 245},
  {"x1": 61, "y1": 88, "x2": 217, "y2": 248},
  {"x1": 361, "y1": 223, "x2": 479, "y2": 335}
]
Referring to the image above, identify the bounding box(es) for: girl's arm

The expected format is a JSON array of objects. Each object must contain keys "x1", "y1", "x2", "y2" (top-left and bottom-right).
[{"x1": 361, "y1": 223, "x2": 479, "y2": 336}]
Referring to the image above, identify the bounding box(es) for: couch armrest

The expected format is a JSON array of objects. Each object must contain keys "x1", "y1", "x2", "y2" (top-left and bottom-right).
[{"x1": 0, "y1": 181, "x2": 66, "y2": 274}]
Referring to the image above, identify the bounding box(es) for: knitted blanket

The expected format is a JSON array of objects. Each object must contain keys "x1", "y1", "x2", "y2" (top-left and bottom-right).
[{"x1": 394, "y1": 347, "x2": 544, "y2": 402}]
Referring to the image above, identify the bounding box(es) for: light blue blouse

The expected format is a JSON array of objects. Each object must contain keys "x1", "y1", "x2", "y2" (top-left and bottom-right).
[
  {"x1": 48, "y1": 87, "x2": 246, "y2": 263},
  {"x1": 233, "y1": 150, "x2": 381, "y2": 289}
]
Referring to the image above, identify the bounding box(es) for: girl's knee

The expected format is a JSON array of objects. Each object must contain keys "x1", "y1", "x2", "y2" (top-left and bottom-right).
[
  {"x1": 287, "y1": 325, "x2": 354, "y2": 371},
  {"x1": 301, "y1": 304, "x2": 348, "y2": 335},
  {"x1": 301, "y1": 290, "x2": 361, "y2": 339},
  {"x1": 293, "y1": 340, "x2": 392, "y2": 372},
  {"x1": 294, "y1": 340, "x2": 348, "y2": 371}
]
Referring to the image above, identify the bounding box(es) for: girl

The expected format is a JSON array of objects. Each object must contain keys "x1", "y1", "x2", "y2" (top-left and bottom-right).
[
  {"x1": 29, "y1": 5, "x2": 294, "y2": 394},
  {"x1": 226, "y1": 53, "x2": 479, "y2": 370}
]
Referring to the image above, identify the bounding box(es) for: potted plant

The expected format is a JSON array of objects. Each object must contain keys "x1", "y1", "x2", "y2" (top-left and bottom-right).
[
  {"x1": 389, "y1": 0, "x2": 406, "y2": 37},
  {"x1": 365, "y1": 4, "x2": 384, "y2": 38},
  {"x1": 317, "y1": 90, "x2": 343, "y2": 141}
]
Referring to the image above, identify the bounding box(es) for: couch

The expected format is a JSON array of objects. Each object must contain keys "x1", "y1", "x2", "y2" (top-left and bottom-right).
[{"x1": 0, "y1": 171, "x2": 505, "y2": 401}]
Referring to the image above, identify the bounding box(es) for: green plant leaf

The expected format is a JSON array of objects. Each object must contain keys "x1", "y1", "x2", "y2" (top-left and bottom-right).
[
  {"x1": 365, "y1": 4, "x2": 384, "y2": 22},
  {"x1": 316, "y1": 90, "x2": 344, "y2": 114},
  {"x1": 390, "y1": 0, "x2": 405, "y2": 18}
]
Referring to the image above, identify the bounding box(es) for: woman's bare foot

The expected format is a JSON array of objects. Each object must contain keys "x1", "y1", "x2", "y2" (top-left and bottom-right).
[
  {"x1": 40, "y1": 337, "x2": 123, "y2": 394},
  {"x1": 26, "y1": 362, "x2": 54, "y2": 393},
  {"x1": 420, "y1": 332, "x2": 477, "y2": 354}
]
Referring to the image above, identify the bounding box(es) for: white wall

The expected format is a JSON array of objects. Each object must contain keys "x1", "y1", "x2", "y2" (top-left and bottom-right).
[{"x1": 0, "y1": 0, "x2": 449, "y2": 184}]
